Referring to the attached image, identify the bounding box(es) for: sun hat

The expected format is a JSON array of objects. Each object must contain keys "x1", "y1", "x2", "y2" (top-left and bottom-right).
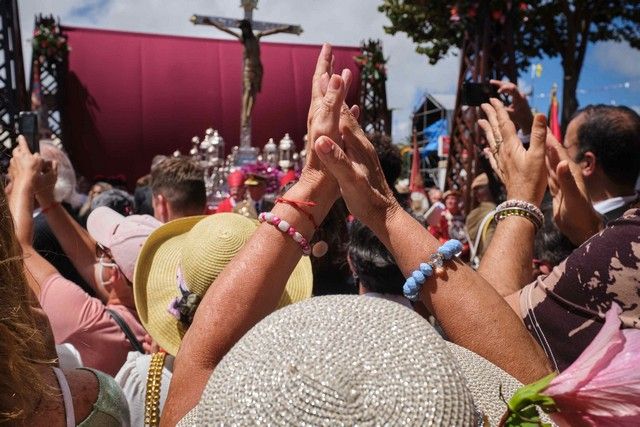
[
  {"x1": 133, "y1": 212, "x2": 313, "y2": 356},
  {"x1": 179, "y1": 295, "x2": 537, "y2": 426},
  {"x1": 87, "y1": 206, "x2": 162, "y2": 282}
]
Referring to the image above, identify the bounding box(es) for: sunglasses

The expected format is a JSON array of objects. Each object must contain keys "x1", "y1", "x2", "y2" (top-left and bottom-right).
[{"x1": 95, "y1": 242, "x2": 114, "y2": 259}]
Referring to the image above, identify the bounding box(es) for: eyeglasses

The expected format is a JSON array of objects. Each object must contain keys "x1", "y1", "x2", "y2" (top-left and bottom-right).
[{"x1": 95, "y1": 242, "x2": 113, "y2": 259}]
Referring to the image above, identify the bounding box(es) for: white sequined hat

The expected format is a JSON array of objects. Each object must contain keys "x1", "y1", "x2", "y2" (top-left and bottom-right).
[{"x1": 179, "y1": 295, "x2": 527, "y2": 425}]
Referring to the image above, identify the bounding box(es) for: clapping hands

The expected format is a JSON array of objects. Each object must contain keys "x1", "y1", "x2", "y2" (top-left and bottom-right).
[
  {"x1": 545, "y1": 132, "x2": 603, "y2": 245},
  {"x1": 478, "y1": 98, "x2": 548, "y2": 207}
]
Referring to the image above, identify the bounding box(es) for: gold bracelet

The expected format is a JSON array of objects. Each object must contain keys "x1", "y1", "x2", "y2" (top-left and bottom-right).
[
  {"x1": 494, "y1": 207, "x2": 542, "y2": 230},
  {"x1": 144, "y1": 351, "x2": 166, "y2": 426}
]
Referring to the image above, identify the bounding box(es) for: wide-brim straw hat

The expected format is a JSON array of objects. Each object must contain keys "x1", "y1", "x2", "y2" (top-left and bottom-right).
[
  {"x1": 134, "y1": 213, "x2": 313, "y2": 356},
  {"x1": 179, "y1": 295, "x2": 540, "y2": 426}
]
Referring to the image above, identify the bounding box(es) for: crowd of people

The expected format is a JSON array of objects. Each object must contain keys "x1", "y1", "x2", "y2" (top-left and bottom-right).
[{"x1": 2, "y1": 43, "x2": 640, "y2": 426}]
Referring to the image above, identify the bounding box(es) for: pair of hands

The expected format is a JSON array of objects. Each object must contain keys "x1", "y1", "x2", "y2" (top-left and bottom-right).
[
  {"x1": 8, "y1": 136, "x2": 58, "y2": 205},
  {"x1": 302, "y1": 44, "x2": 399, "y2": 227},
  {"x1": 478, "y1": 98, "x2": 602, "y2": 245}
]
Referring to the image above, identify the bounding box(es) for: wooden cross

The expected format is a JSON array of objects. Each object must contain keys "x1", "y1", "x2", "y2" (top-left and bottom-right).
[{"x1": 191, "y1": 1, "x2": 302, "y2": 150}]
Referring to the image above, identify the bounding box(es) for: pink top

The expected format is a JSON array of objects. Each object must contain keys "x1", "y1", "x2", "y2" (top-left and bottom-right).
[{"x1": 39, "y1": 274, "x2": 147, "y2": 376}]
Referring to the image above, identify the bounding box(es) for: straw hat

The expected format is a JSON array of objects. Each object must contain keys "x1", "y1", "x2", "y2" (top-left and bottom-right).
[
  {"x1": 133, "y1": 213, "x2": 313, "y2": 356},
  {"x1": 180, "y1": 295, "x2": 535, "y2": 426}
]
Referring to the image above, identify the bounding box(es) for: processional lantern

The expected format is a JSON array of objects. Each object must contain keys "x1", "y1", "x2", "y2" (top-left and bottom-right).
[
  {"x1": 263, "y1": 137, "x2": 278, "y2": 166},
  {"x1": 189, "y1": 136, "x2": 200, "y2": 159},
  {"x1": 209, "y1": 130, "x2": 225, "y2": 166},
  {"x1": 278, "y1": 133, "x2": 296, "y2": 170}
]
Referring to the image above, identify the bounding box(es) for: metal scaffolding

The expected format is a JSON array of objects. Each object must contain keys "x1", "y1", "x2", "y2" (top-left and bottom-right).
[
  {"x1": 0, "y1": 0, "x2": 27, "y2": 163},
  {"x1": 445, "y1": 3, "x2": 517, "y2": 213}
]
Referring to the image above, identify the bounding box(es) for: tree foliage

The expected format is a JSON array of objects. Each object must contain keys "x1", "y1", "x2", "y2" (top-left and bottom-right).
[
  {"x1": 379, "y1": 0, "x2": 640, "y2": 70},
  {"x1": 379, "y1": 1, "x2": 640, "y2": 125}
]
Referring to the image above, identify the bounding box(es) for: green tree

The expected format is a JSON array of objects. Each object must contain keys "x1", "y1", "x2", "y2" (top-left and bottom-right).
[{"x1": 379, "y1": 1, "x2": 640, "y2": 131}]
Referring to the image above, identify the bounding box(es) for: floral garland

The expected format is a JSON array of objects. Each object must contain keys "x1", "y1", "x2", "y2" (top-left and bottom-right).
[
  {"x1": 32, "y1": 18, "x2": 70, "y2": 64},
  {"x1": 354, "y1": 40, "x2": 387, "y2": 84}
]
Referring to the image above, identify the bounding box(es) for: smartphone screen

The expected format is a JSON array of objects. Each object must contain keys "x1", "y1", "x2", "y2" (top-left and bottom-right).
[
  {"x1": 461, "y1": 83, "x2": 498, "y2": 106},
  {"x1": 17, "y1": 112, "x2": 39, "y2": 153}
]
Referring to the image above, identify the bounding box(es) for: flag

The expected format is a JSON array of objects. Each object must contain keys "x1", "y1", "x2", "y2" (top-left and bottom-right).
[
  {"x1": 409, "y1": 129, "x2": 424, "y2": 192},
  {"x1": 548, "y1": 85, "x2": 562, "y2": 142}
]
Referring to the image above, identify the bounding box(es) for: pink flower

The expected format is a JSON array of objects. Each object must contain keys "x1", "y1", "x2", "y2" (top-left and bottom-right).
[{"x1": 544, "y1": 303, "x2": 640, "y2": 426}]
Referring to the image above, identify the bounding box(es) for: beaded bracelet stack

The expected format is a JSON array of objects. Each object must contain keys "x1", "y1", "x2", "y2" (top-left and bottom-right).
[
  {"x1": 403, "y1": 239, "x2": 463, "y2": 302},
  {"x1": 493, "y1": 200, "x2": 544, "y2": 231},
  {"x1": 258, "y1": 212, "x2": 312, "y2": 256}
]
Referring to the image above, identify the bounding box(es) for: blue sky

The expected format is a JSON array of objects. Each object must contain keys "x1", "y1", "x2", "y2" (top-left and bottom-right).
[{"x1": 521, "y1": 41, "x2": 640, "y2": 116}]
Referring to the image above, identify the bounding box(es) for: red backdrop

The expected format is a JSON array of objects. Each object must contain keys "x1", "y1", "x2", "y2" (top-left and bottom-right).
[{"x1": 62, "y1": 26, "x2": 360, "y2": 188}]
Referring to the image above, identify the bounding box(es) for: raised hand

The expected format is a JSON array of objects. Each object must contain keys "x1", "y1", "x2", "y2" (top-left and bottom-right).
[
  {"x1": 489, "y1": 79, "x2": 533, "y2": 134},
  {"x1": 313, "y1": 107, "x2": 399, "y2": 228},
  {"x1": 303, "y1": 43, "x2": 353, "y2": 196},
  {"x1": 9, "y1": 136, "x2": 44, "y2": 191},
  {"x1": 478, "y1": 98, "x2": 547, "y2": 207},
  {"x1": 34, "y1": 158, "x2": 58, "y2": 208},
  {"x1": 545, "y1": 132, "x2": 603, "y2": 245}
]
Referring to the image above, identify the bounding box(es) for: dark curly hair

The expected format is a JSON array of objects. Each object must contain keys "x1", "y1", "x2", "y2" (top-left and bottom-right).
[
  {"x1": 348, "y1": 220, "x2": 404, "y2": 295},
  {"x1": 367, "y1": 132, "x2": 401, "y2": 189}
]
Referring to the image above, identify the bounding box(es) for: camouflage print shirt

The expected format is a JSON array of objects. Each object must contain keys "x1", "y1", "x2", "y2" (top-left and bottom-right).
[{"x1": 519, "y1": 208, "x2": 640, "y2": 372}]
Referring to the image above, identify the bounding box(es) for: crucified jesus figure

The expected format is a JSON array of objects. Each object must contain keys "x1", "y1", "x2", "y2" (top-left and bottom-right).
[{"x1": 200, "y1": 18, "x2": 299, "y2": 130}]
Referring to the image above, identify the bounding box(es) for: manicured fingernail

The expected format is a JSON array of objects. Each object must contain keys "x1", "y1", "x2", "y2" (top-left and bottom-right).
[
  {"x1": 316, "y1": 137, "x2": 333, "y2": 154},
  {"x1": 321, "y1": 43, "x2": 330, "y2": 56},
  {"x1": 329, "y1": 74, "x2": 341, "y2": 90}
]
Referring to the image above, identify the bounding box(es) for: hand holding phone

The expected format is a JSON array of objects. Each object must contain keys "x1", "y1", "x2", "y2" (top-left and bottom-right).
[
  {"x1": 461, "y1": 82, "x2": 499, "y2": 106},
  {"x1": 17, "y1": 111, "x2": 39, "y2": 154}
]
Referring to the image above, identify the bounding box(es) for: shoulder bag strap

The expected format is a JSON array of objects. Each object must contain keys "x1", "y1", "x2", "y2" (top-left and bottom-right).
[{"x1": 106, "y1": 308, "x2": 145, "y2": 354}]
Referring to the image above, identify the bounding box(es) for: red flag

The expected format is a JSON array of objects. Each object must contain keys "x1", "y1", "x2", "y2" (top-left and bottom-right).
[
  {"x1": 549, "y1": 85, "x2": 562, "y2": 142},
  {"x1": 409, "y1": 129, "x2": 424, "y2": 192}
]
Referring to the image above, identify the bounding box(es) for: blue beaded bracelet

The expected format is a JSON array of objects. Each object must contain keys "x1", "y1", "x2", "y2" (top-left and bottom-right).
[{"x1": 403, "y1": 239, "x2": 463, "y2": 302}]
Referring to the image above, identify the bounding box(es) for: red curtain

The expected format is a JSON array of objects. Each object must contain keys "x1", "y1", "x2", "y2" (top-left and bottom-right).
[{"x1": 62, "y1": 26, "x2": 361, "y2": 188}]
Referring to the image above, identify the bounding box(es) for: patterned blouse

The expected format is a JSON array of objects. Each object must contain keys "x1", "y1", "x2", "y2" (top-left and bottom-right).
[{"x1": 519, "y1": 208, "x2": 640, "y2": 371}]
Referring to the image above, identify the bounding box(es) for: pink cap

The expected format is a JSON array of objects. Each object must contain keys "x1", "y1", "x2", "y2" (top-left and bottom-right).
[{"x1": 87, "y1": 207, "x2": 162, "y2": 282}]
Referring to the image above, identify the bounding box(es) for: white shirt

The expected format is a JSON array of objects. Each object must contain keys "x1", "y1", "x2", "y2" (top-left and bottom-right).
[
  {"x1": 115, "y1": 351, "x2": 175, "y2": 427},
  {"x1": 593, "y1": 193, "x2": 639, "y2": 215}
]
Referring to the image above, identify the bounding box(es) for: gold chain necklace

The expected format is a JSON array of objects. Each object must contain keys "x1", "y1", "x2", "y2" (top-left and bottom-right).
[{"x1": 144, "y1": 351, "x2": 166, "y2": 426}]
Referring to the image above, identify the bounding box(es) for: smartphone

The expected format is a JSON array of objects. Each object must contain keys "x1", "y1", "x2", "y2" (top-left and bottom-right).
[
  {"x1": 17, "y1": 111, "x2": 39, "y2": 153},
  {"x1": 461, "y1": 82, "x2": 499, "y2": 106}
]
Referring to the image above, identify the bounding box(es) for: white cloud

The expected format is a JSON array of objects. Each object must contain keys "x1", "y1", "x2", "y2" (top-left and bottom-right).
[
  {"x1": 19, "y1": 0, "x2": 459, "y2": 141},
  {"x1": 592, "y1": 41, "x2": 640, "y2": 78}
]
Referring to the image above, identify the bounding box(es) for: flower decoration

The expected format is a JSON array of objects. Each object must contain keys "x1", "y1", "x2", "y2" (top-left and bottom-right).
[
  {"x1": 240, "y1": 161, "x2": 282, "y2": 195},
  {"x1": 32, "y1": 17, "x2": 69, "y2": 64},
  {"x1": 502, "y1": 303, "x2": 640, "y2": 426},
  {"x1": 354, "y1": 39, "x2": 387, "y2": 84}
]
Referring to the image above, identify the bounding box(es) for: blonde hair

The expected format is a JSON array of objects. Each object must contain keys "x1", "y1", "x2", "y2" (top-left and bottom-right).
[{"x1": 0, "y1": 183, "x2": 50, "y2": 422}]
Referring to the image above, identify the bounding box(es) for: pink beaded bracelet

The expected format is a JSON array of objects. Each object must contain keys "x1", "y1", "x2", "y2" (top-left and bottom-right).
[{"x1": 258, "y1": 212, "x2": 312, "y2": 256}]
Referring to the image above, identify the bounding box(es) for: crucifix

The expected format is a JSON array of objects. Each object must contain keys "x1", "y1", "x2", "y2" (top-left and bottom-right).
[{"x1": 191, "y1": 0, "x2": 302, "y2": 161}]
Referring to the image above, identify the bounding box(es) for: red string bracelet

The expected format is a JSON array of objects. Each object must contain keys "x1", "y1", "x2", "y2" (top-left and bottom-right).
[
  {"x1": 275, "y1": 197, "x2": 319, "y2": 230},
  {"x1": 41, "y1": 202, "x2": 60, "y2": 214},
  {"x1": 275, "y1": 197, "x2": 328, "y2": 257}
]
